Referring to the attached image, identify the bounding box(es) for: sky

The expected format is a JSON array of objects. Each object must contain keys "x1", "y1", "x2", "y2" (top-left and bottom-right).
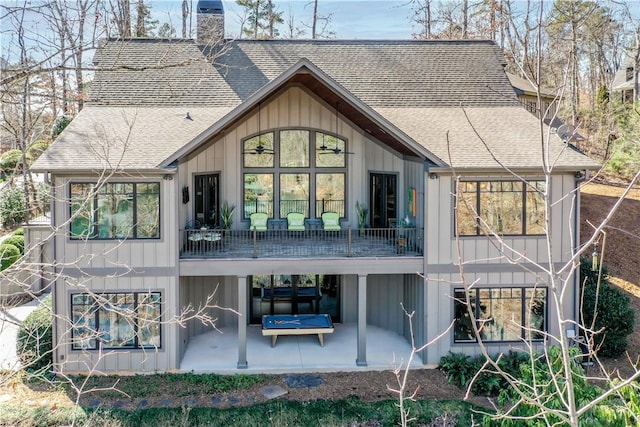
[
  {"x1": 0, "y1": 0, "x2": 415, "y2": 64},
  {"x1": 153, "y1": 0, "x2": 417, "y2": 39}
]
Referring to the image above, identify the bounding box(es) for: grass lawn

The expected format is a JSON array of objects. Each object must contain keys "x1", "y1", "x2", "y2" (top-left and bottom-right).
[
  {"x1": 0, "y1": 397, "x2": 484, "y2": 426},
  {"x1": 0, "y1": 371, "x2": 488, "y2": 426}
]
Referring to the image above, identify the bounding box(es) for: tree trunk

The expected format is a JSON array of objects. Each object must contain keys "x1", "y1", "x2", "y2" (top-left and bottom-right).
[
  {"x1": 253, "y1": 0, "x2": 260, "y2": 39},
  {"x1": 136, "y1": 0, "x2": 146, "y2": 37},
  {"x1": 462, "y1": 0, "x2": 468, "y2": 39},
  {"x1": 634, "y1": 27, "x2": 640, "y2": 102},
  {"x1": 311, "y1": 0, "x2": 318, "y2": 39}
]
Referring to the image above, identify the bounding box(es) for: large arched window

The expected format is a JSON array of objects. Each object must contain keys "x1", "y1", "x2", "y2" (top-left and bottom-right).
[{"x1": 242, "y1": 129, "x2": 347, "y2": 220}]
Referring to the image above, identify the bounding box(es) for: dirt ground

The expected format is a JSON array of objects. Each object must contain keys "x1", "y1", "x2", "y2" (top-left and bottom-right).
[
  {"x1": 580, "y1": 181, "x2": 640, "y2": 378},
  {"x1": 1, "y1": 368, "x2": 492, "y2": 413},
  {"x1": 1, "y1": 182, "x2": 639, "y2": 413}
]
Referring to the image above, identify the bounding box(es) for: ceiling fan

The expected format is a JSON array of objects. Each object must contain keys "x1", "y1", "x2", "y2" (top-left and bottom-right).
[
  {"x1": 318, "y1": 145, "x2": 354, "y2": 155},
  {"x1": 243, "y1": 143, "x2": 274, "y2": 155}
]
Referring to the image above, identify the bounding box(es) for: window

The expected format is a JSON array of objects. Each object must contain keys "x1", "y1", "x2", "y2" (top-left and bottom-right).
[
  {"x1": 280, "y1": 130, "x2": 309, "y2": 167},
  {"x1": 316, "y1": 173, "x2": 345, "y2": 215},
  {"x1": 71, "y1": 292, "x2": 161, "y2": 350},
  {"x1": 454, "y1": 287, "x2": 546, "y2": 343},
  {"x1": 244, "y1": 174, "x2": 274, "y2": 218},
  {"x1": 280, "y1": 173, "x2": 309, "y2": 217},
  {"x1": 456, "y1": 180, "x2": 545, "y2": 236},
  {"x1": 242, "y1": 129, "x2": 347, "y2": 219},
  {"x1": 70, "y1": 182, "x2": 160, "y2": 240}
]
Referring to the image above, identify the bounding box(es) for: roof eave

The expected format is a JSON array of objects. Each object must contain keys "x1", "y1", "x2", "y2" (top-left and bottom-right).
[
  {"x1": 428, "y1": 164, "x2": 601, "y2": 175},
  {"x1": 33, "y1": 167, "x2": 175, "y2": 176}
]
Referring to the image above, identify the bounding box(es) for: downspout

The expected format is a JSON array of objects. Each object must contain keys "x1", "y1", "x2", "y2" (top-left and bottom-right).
[
  {"x1": 50, "y1": 174, "x2": 59, "y2": 372},
  {"x1": 572, "y1": 172, "x2": 585, "y2": 330}
]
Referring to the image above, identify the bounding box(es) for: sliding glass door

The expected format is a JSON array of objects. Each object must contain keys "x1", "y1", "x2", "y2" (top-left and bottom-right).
[
  {"x1": 194, "y1": 174, "x2": 219, "y2": 228},
  {"x1": 249, "y1": 274, "x2": 341, "y2": 324},
  {"x1": 370, "y1": 173, "x2": 397, "y2": 228}
]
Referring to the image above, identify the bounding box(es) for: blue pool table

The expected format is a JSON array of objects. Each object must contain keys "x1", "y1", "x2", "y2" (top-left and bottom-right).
[{"x1": 262, "y1": 314, "x2": 334, "y2": 347}]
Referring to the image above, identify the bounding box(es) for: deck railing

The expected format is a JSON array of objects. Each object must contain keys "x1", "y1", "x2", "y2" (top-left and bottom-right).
[{"x1": 180, "y1": 226, "x2": 423, "y2": 259}]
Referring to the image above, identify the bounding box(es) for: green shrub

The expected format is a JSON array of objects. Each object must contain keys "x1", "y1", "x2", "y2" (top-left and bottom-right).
[
  {"x1": 580, "y1": 257, "x2": 608, "y2": 286},
  {"x1": 582, "y1": 281, "x2": 634, "y2": 357},
  {"x1": 471, "y1": 366, "x2": 501, "y2": 396},
  {"x1": 0, "y1": 243, "x2": 20, "y2": 270},
  {"x1": 438, "y1": 352, "x2": 477, "y2": 389},
  {"x1": 497, "y1": 350, "x2": 530, "y2": 380},
  {"x1": 13, "y1": 227, "x2": 24, "y2": 235},
  {"x1": 27, "y1": 140, "x2": 48, "y2": 161},
  {"x1": 487, "y1": 346, "x2": 604, "y2": 426},
  {"x1": 16, "y1": 295, "x2": 53, "y2": 375},
  {"x1": 0, "y1": 149, "x2": 25, "y2": 174},
  {"x1": 0, "y1": 185, "x2": 27, "y2": 226},
  {"x1": 51, "y1": 116, "x2": 72, "y2": 140},
  {"x1": 3, "y1": 235, "x2": 24, "y2": 254},
  {"x1": 580, "y1": 258, "x2": 635, "y2": 357}
]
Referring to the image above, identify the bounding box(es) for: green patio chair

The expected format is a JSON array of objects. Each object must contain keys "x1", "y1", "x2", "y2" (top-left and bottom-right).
[
  {"x1": 250, "y1": 212, "x2": 268, "y2": 231},
  {"x1": 287, "y1": 212, "x2": 306, "y2": 231},
  {"x1": 321, "y1": 212, "x2": 341, "y2": 231}
]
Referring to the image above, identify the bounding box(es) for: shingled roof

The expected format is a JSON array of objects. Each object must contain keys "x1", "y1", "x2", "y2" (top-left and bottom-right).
[
  {"x1": 90, "y1": 38, "x2": 519, "y2": 108},
  {"x1": 34, "y1": 38, "x2": 600, "y2": 172}
]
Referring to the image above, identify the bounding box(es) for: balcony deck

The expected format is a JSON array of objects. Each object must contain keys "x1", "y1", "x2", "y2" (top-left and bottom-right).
[{"x1": 180, "y1": 227, "x2": 423, "y2": 259}]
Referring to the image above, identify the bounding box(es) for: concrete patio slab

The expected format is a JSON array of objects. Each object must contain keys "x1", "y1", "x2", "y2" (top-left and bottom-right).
[{"x1": 180, "y1": 323, "x2": 422, "y2": 374}]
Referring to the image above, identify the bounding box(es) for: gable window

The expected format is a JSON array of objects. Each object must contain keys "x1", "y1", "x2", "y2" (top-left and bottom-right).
[
  {"x1": 71, "y1": 292, "x2": 161, "y2": 350},
  {"x1": 242, "y1": 129, "x2": 347, "y2": 220},
  {"x1": 70, "y1": 182, "x2": 160, "y2": 240},
  {"x1": 456, "y1": 180, "x2": 545, "y2": 236},
  {"x1": 454, "y1": 287, "x2": 546, "y2": 343}
]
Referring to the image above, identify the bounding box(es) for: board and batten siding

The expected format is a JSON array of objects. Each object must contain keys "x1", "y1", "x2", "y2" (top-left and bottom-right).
[
  {"x1": 52, "y1": 175, "x2": 179, "y2": 270},
  {"x1": 425, "y1": 173, "x2": 577, "y2": 266},
  {"x1": 422, "y1": 173, "x2": 580, "y2": 364},
  {"x1": 55, "y1": 275, "x2": 180, "y2": 373},
  {"x1": 180, "y1": 276, "x2": 239, "y2": 335},
  {"x1": 366, "y1": 275, "x2": 407, "y2": 334},
  {"x1": 179, "y1": 85, "x2": 405, "y2": 229},
  {"x1": 51, "y1": 174, "x2": 182, "y2": 373}
]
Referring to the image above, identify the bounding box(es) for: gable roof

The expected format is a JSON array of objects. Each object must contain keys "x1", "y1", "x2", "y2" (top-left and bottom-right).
[
  {"x1": 33, "y1": 38, "x2": 600, "y2": 173},
  {"x1": 162, "y1": 58, "x2": 445, "y2": 167},
  {"x1": 90, "y1": 39, "x2": 519, "y2": 108}
]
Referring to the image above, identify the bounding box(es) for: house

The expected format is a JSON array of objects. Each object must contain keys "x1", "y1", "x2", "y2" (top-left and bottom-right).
[
  {"x1": 507, "y1": 72, "x2": 583, "y2": 144},
  {"x1": 29, "y1": 3, "x2": 600, "y2": 374},
  {"x1": 612, "y1": 48, "x2": 639, "y2": 103},
  {"x1": 507, "y1": 72, "x2": 558, "y2": 120}
]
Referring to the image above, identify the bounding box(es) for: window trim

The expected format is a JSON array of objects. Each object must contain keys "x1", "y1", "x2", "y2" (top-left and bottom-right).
[
  {"x1": 70, "y1": 292, "x2": 162, "y2": 351},
  {"x1": 69, "y1": 181, "x2": 161, "y2": 240},
  {"x1": 455, "y1": 179, "x2": 546, "y2": 237},
  {"x1": 453, "y1": 286, "x2": 547, "y2": 344},
  {"x1": 241, "y1": 128, "x2": 348, "y2": 220}
]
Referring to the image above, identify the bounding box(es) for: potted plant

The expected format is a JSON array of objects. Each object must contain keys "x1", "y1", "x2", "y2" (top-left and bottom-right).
[
  {"x1": 355, "y1": 201, "x2": 368, "y2": 234},
  {"x1": 220, "y1": 201, "x2": 235, "y2": 230},
  {"x1": 396, "y1": 216, "x2": 408, "y2": 250}
]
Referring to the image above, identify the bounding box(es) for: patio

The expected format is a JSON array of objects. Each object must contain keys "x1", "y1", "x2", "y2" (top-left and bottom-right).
[{"x1": 180, "y1": 323, "x2": 424, "y2": 374}]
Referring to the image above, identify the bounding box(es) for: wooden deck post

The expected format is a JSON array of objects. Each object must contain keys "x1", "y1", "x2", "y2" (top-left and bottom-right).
[
  {"x1": 237, "y1": 275, "x2": 248, "y2": 369},
  {"x1": 252, "y1": 229, "x2": 257, "y2": 258},
  {"x1": 356, "y1": 273, "x2": 367, "y2": 366}
]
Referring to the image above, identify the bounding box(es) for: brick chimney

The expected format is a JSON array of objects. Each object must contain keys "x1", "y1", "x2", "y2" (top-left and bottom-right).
[{"x1": 196, "y1": 0, "x2": 224, "y2": 45}]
